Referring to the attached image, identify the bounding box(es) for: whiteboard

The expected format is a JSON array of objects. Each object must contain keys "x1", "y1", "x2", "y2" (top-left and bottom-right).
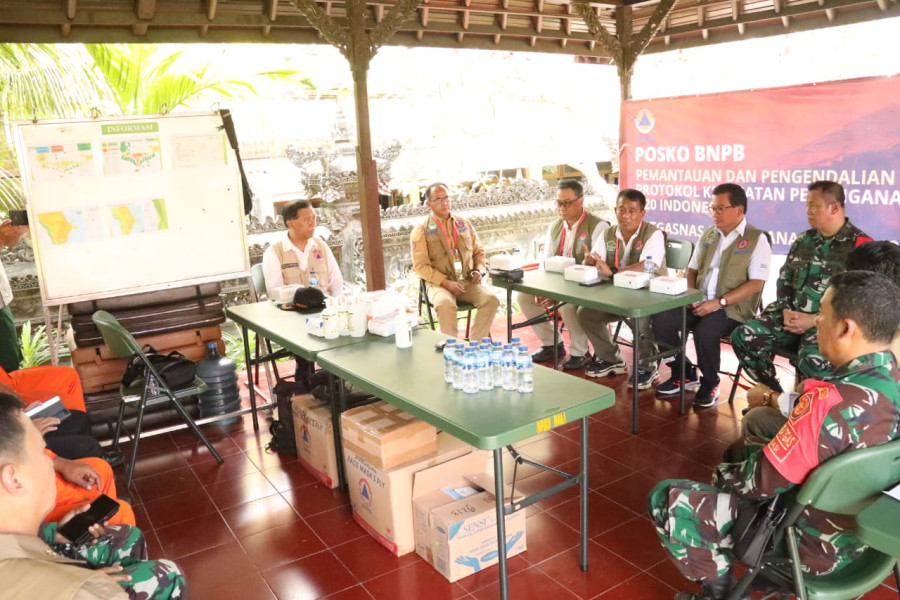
[{"x1": 16, "y1": 112, "x2": 249, "y2": 306}]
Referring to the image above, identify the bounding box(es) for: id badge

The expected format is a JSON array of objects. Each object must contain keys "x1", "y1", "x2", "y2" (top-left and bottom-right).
[{"x1": 454, "y1": 260, "x2": 463, "y2": 280}]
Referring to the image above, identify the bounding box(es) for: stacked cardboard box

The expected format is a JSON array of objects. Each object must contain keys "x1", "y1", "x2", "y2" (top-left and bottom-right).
[{"x1": 292, "y1": 394, "x2": 340, "y2": 489}]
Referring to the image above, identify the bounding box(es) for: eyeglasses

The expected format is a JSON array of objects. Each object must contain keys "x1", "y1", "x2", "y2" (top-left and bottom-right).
[
  {"x1": 556, "y1": 197, "x2": 582, "y2": 208},
  {"x1": 430, "y1": 197, "x2": 451, "y2": 204},
  {"x1": 708, "y1": 204, "x2": 736, "y2": 215}
]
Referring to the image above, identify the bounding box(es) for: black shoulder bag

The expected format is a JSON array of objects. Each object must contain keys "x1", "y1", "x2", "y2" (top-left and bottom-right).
[{"x1": 122, "y1": 345, "x2": 197, "y2": 389}]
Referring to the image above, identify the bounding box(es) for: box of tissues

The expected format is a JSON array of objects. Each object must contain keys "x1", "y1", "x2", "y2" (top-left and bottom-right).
[
  {"x1": 490, "y1": 254, "x2": 524, "y2": 271},
  {"x1": 613, "y1": 271, "x2": 651, "y2": 290},
  {"x1": 564, "y1": 264, "x2": 599, "y2": 283},
  {"x1": 271, "y1": 284, "x2": 300, "y2": 303},
  {"x1": 649, "y1": 276, "x2": 688, "y2": 295},
  {"x1": 545, "y1": 256, "x2": 575, "y2": 273}
]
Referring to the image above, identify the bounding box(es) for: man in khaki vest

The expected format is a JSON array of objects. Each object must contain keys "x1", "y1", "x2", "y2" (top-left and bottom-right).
[
  {"x1": 411, "y1": 183, "x2": 499, "y2": 340},
  {"x1": 652, "y1": 183, "x2": 771, "y2": 408},
  {"x1": 518, "y1": 179, "x2": 609, "y2": 369},
  {"x1": 578, "y1": 189, "x2": 666, "y2": 388},
  {"x1": 262, "y1": 200, "x2": 344, "y2": 298},
  {"x1": 0, "y1": 392, "x2": 186, "y2": 600}
]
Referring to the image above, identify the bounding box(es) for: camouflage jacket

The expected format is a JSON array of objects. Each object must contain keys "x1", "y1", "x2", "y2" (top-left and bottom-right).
[
  {"x1": 714, "y1": 351, "x2": 900, "y2": 575},
  {"x1": 765, "y1": 218, "x2": 871, "y2": 315}
]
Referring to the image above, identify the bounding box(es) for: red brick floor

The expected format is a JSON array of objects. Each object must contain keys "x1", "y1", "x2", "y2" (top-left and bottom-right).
[{"x1": 114, "y1": 316, "x2": 898, "y2": 600}]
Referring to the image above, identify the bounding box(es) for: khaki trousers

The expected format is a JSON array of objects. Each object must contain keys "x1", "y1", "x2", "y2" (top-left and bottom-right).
[
  {"x1": 426, "y1": 281, "x2": 500, "y2": 340},
  {"x1": 577, "y1": 307, "x2": 655, "y2": 367},
  {"x1": 516, "y1": 293, "x2": 588, "y2": 356}
]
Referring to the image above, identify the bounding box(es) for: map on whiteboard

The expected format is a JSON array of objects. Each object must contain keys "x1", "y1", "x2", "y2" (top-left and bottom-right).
[
  {"x1": 102, "y1": 138, "x2": 163, "y2": 175},
  {"x1": 28, "y1": 143, "x2": 95, "y2": 181},
  {"x1": 36, "y1": 208, "x2": 102, "y2": 246},
  {"x1": 109, "y1": 199, "x2": 169, "y2": 236}
]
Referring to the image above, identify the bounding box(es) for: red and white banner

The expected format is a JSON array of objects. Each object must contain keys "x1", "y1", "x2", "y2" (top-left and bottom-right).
[{"x1": 620, "y1": 75, "x2": 900, "y2": 252}]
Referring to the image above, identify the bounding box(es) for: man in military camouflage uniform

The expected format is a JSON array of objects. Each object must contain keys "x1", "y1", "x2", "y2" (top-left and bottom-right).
[
  {"x1": 731, "y1": 181, "x2": 871, "y2": 392},
  {"x1": 647, "y1": 270, "x2": 900, "y2": 600}
]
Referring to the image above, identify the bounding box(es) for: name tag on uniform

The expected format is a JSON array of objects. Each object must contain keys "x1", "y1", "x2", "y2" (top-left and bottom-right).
[
  {"x1": 454, "y1": 260, "x2": 463, "y2": 279},
  {"x1": 282, "y1": 262, "x2": 299, "y2": 269}
]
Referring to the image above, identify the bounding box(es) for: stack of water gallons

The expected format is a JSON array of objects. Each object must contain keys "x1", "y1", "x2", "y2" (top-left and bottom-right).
[
  {"x1": 442, "y1": 337, "x2": 533, "y2": 394},
  {"x1": 196, "y1": 341, "x2": 241, "y2": 425}
]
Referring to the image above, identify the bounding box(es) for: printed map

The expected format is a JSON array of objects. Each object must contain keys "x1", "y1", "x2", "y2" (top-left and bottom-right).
[
  {"x1": 28, "y1": 143, "x2": 95, "y2": 182},
  {"x1": 102, "y1": 138, "x2": 163, "y2": 175},
  {"x1": 36, "y1": 208, "x2": 102, "y2": 245},
  {"x1": 110, "y1": 199, "x2": 169, "y2": 236}
]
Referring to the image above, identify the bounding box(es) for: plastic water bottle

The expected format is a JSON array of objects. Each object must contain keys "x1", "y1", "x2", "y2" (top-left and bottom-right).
[
  {"x1": 511, "y1": 337, "x2": 521, "y2": 346},
  {"x1": 452, "y1": 345, "x2": 465, "y2": 390},
  {"x1": 516, "y1": 345, "x2": 534, "y2": 393},
  {"x1": 491, "y1": 341, "x2": 504, "y2": 388},
  {"x1": 463, "y1": 348, "x2": 479, "y2": 394},
  {"x1": 443, "y1": 339, "x2": 457, "y2": 384},
  {"x1": 643, "y1": 256, "x2": 656, "y2": 275},
  {"x1": 308, "y1": 269, "x2": 319, "y2": 288},
  {"x1": 501, "y1": 344, "x2": 517, "y2": 391},
  {"x1": 481, "y1": 338, "x2": 491, "y2": 346},
  {"x1": 477, "y1": 344, "x2": 492, "y2": 391}
]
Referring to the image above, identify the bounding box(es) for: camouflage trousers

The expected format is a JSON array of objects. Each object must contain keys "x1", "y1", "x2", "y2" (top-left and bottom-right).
[
  {"x1": 730, "y1": 310, "x2": 832, "y2": 393},
  {"x1": 647, "y1": 479, "x2": 740, "y2": 583},
  {"x1": 43, "y1": 523, "x2": 187, "y2": 599}
]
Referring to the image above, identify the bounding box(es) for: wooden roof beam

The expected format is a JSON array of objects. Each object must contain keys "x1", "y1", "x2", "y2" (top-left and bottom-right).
[
  {"x1": 825, "y1": 7, "x2": 835, "y2": 19},
  {"x1": 493, "y1": 33, "x2": 500, "y2": 42},
  {"x1": 731, "y1": 0, "x2": 739, "y2": 20},
  {"x1": 375, "y1": 4, "x2": 384, "y2": 22},
  {"x1": 133, "y1": 23, "x2": 149, "y2": 35},
  {"x1": 874, "y1": 0, "x2": 889, "y2": 9},
  {"x1": 461, "y1": 0, "x2": 470, "y2": 30},
  {"x1": 135, "y1": 0, "x2": 156, "y2": 20},
  {"x1": 66, "y1": 0, "x2": 77, "y2": 20},
  {"x1": 697, "y1": 5, "x2": 705, "y2": 26},
  {"x1": 207, "y1": 0, "x2": 217, "y2": 21},
  {"x1": 421, "y1": 6, "x2": 428, "y2": 26},
  {"x1": 266, "y1": 0, "x2": 278, "y2": 21},
  {"x1": 564, "y1": 2, "x2": 573, "y2": 34},
  {"x1": 499, "y1": 12, "x2": 508, "y2": 29},
  {"x1": 61, "y1": 22, "x2": 71, "y2": 37},
  {"x1": 773, "y1": 0, "x2": 783, "y2": 14}
]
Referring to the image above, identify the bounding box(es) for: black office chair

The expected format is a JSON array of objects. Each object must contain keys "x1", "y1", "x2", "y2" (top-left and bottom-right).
[{"x1": 92, "y1": 310, "x2": 223, "y2": 489}]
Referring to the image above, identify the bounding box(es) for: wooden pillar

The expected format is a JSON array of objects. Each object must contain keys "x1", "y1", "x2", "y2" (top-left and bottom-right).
[{"x1": 616, "y1": 6, "x2": 634, "y2": 180}]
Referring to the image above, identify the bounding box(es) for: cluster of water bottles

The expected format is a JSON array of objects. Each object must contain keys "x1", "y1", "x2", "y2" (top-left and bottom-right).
[{"x1": 442, "y1": 337, "x2": 534, "y2": 394}]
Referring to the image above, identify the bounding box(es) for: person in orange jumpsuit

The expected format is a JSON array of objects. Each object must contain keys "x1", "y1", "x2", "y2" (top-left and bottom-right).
[{"x1": 46, "y1": 449, "x2": 135, "y2": 527}]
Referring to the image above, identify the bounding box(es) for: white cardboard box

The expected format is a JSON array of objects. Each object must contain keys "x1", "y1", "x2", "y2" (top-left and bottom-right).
[
  {"x1": 344, "y1": 432, "x2": 472, "y2": 556},
  {"x1": 649, "y1": 276, "x2": 689, "y2": 295},
  {"x1": 413, "y1": 451, "x2": 527, "y2": 583},
  {"x1": 291, "y1": 394, "x2": 339, "y2": 489},
  {"x1": 544, "y1": 256, "x2": 575, "y2": 273},
  {"x1": 490, "y1": 254, "x2": 524, "y2": 271},
  {"x1": 563, "y1": 264, "x2": 599, "y2": 283},
  {"x1": 613, "y1": 271, "x2": 651, "y2": 290}
]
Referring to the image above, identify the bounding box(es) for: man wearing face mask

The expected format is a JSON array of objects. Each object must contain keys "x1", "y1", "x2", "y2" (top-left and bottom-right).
[
  {"x1": 731, "y1": 181, "x2": 871, "y2": 395},
  {"x1": 411, "y1": 183, "x2": 499, "y2": 341}
]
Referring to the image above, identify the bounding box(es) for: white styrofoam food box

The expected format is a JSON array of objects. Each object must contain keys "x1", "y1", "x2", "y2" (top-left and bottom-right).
[
  {"x1": 544, "y1": 256, "x2": 575, "y2": 273},
  {"x1": 490, "y1": 254, "x2": 524, "y2": 271},
  {"x1": 649, "y1": 276, "x2": 689, "y2": 295},
  {"x1": 613, "y1": 271, "x2": 651, "y2": 290},
  {"x1": 271, "y1": 284, "x2": 300, "y2": 302},
  {"x1": 563, "y1": 264, "x2": 599, "y2": 283}
]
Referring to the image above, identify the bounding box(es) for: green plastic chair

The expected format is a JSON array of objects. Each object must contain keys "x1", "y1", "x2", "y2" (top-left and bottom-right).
[
  {"x1": 729, "y1": 438, "x2": 900, "y2": 600},
  {"x1": 91, "y1": 310, "x2": 223, "y2": 489},
  {"x1": 665, "y1": 236, "x2": 694, "y2": 272},
  {"x1": 418, "y1": 278, "x2": 474, "y2": 339}
]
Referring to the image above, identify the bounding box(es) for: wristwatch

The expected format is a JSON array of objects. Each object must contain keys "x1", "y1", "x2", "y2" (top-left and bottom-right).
[
  {"x1": 719, "y1": 297, "x2": 728, "y2": 307},
  {"x1": 609, "y1": 266, "x2": 619, "y2": 275}
]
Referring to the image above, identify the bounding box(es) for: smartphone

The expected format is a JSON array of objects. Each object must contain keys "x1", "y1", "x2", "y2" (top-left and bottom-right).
[
  {"x1": 24, "y1": 396, "x2": 71, "y2": 423},
  {"x1": 57, "y1": 494, "x2": 120, "y2": 545},
  {"x1": 8, "y1": 209, "x2": 28, "y2": 226}
]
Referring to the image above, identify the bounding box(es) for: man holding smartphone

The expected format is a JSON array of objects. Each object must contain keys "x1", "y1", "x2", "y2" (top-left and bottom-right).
[
  {"x1": 0, "y1": 392, "x2": 186, "y2": 599},
  {"x1": 0, "y1": 217, "x2": 28, "y2": 372}
]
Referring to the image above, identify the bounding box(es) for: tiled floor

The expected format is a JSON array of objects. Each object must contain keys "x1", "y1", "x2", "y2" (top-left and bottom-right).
[{"x1": 114, "y1": 318, "x2": 899, "y2": 600}]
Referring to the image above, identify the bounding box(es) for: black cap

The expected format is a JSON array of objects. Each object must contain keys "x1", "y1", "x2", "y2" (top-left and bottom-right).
[{"x1": 279, "y1": 286, "x2": 326, "y2": 313}]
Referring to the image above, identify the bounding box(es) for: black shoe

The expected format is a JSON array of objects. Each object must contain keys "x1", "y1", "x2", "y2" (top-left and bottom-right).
[
  {"x1": 562, "y1": 354, "x2": 591, "y2": 370},
  {"x1": 102, "y1": 450, "x2": 125, "y2": 468},
  {"x1": 693, "y1": 385, "x2": 720, "y2": 409},
  {"x1": 657, "y1": 365, "x2": 701, "y2": 395},
  {"x1": 532, "y1": 344, "x2": 565, "y2": 362},
  {"x1": 585, "y1": 359, "x2": 628, "y2": 378},
  {"x1": 674, "y1": 570, "x2": 746, "y2": 600},
  {"x1": 627, "y1": 367, "x2": 660, "y2": 390}
]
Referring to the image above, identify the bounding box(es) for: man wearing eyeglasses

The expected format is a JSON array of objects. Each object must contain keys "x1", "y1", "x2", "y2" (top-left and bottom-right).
[
  {"x1": 577, "y1": 189, "x2": 663, "y2": 386},
  {"x1": 652, "y1": 183, "x2": 771, "y2": 408},
  {"x1": 517, "y1": 179, "x2": 609, "y2": 368},
  {"x1": 731, "y1": 181, "x2": 871, "y2": 396},
  {"x1": 411, "y1": 182, "x2": 499, "y2": 340}
]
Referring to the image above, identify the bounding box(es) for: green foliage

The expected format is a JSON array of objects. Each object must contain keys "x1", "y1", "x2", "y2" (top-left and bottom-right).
[
  {"x1": 0, "y1": 161, "x2": 23, "y2": 213},
  {"x1": 18, "y1": 321, "x2": 51, "y2": 368},
  {"x1": 222, "y1": 328, "x2": 255, "y2": 371}
]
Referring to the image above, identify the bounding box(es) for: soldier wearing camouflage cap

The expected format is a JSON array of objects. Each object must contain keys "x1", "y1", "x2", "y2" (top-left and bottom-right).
[
  {"x1": 647, "y1": 270, "x2": 900, "y2": 600},
  {"x1": 731, "y1": 181, "x2": 872, "y2": 393}
]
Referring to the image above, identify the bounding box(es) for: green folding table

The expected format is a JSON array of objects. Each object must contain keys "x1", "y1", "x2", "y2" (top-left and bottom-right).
[
  {"x1": 492, "y1": 270, "x2": 703, "y2": 433},
  {"x1": 316, "y1": 327, "x2": 615, "y2": 600}
]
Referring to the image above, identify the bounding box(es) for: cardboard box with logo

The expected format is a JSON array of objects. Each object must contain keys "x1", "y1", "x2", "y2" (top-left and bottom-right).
[
  {"x1": 413, "y1": 451, "x2": 527, "y2": 583},
  {"x1": 291, "y1": 394, "x2": 339, "y2": 489},
  {"x1": 343, "y1": 428, "x2": 471, "y2": 556},
  {"x1": 341, "y1": 401, "x2": 438, "y2": 470}
]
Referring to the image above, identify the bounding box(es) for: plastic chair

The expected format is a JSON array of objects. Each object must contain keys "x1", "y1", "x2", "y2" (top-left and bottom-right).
[
  {"x1": 91, "y1": 310, "x2": 223, "y2": 489},
  {"x1": 418, "y1": 278, "x2": 475, "y2": 339},
  {"x1": 729, "y1": 438, "x2": 900, "y2": 600}
]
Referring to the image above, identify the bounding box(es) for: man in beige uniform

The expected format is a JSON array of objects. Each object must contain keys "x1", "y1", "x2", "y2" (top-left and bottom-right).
[{"x1": 411, "y1": 183, "x2": 499, "y2": 340}]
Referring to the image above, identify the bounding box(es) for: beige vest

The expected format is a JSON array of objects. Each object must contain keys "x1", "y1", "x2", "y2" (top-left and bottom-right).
[
  {"x1": 272, "y1": 236, "x2": 331, "y2": 291},
  {"x1": 421, "y1": 214, "x2": 477, "y2": 282},
  {"x1": 602, "y1": 222, "x2": 667, "y2": 274},
  {"x1": 695, "y1": 224, "x2": 765, "y2": 323},
  {"x1": 549, "y1": 211, "x2": 607, "y2": 264}
]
